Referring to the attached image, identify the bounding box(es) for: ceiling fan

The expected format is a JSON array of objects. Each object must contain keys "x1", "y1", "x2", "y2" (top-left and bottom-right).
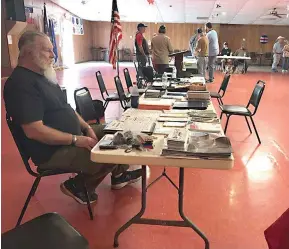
[{"x1": 268, "y1": 8, "x2": 287, "y2": 18}]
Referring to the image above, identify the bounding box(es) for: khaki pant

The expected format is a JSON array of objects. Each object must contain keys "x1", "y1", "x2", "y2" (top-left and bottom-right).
[
  {"x1": 39, "y1": 124, "x2": 128, "y2": 191},
  {"x1": 197, "y1": 57, "x2": 208, "y2": 77}
]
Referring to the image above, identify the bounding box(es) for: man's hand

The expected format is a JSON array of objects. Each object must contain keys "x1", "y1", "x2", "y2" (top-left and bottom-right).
[
  {"x1": 75, "y1": 136, "x2": 97, "y2": 150},
  {"x1": 85, "y1": 127, "x2": 98, "y2": 142}
]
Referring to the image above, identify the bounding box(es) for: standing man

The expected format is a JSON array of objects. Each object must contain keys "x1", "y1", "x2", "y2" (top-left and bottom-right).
[
  {"x1": 135, "y1": 23, "x2": 149, "y2": 77},
  {"x1": 194, "y1": 28, "x2": 208, "y2": 77},
  {"x1": 272, "y1": 36, "x2": 285, "y2": 72},
  {"x1": 205, "y1": 22, "x2": 219, "y2": 83},
  {"x1": 151, "y1": 25, "x2": 174, "y2": 75},
  {"x1": 189, "y1": 29, "x2": 199, "y2": 57}
]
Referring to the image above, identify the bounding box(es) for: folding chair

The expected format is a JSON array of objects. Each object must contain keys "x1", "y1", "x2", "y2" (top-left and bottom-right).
[
  {"x1": 74, "y1": 87, "x2": 104, "y2": 124},
  {"x1": 210, "y1": 73, "x2": 231, "y2": 105},
  {"x1": 114, "y1": 76, "x2": 131, "y2": 110},
  {"x1": 123, "y1": 68, "x2": 146, "y2": 95},
  {"x1": 2, "y1": 213, "x2": 89, "y2": 249},
  {"x1": 6, "y1": 114, "x2": 94, "y2": 227},
  {"x1": 95, "y1": 71, "x2": 120, "y2": 110},
  {"x1": 220, "y1": 80, "x2": 265, "y2": 144}
]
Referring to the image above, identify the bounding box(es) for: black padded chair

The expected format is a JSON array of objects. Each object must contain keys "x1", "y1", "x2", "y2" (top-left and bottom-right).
[
  {"x1": 95, "y1": 71, "x2": 120, "y2": 110},
  {"x1": 74, "y1": 87, "x2": 104, "y2": 124},
  {"x1": 2, "y1": 213, "x2": 89, "y2": 249},
  {"x1": 114, "y1": 76, "x2": 131, "y2": 110},
  {"x1": 210, "y1": 73, "x2": 231, "y2": 105},
  {"x1": 124, "y1": 68, "x2": 146, "y2": 95},
  {"x1": 6, "y1": 114, "x2": 94, "y2": 227},
  {"x1": 220, "y1": 80, "x2": 265, "y2": 144},
  {"x1": 123, "y1": 68, "x2": 133, "y2": 91}
]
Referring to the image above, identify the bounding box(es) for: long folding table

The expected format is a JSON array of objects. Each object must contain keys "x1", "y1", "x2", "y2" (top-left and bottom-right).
[{"x1": 91, "y1": 95, "x2": 234, "y2": 248}]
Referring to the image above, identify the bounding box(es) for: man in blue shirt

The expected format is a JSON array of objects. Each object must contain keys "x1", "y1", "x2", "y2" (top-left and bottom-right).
[
  {"x1": 272, "y1": 36, "x2": 285, "y2": 72},
  {"x1": 206, "y1": 22, "x2": 219, "y2": 83}
]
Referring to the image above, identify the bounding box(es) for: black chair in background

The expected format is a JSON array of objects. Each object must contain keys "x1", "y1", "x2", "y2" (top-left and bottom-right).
[
  {"x1": 249, "y1": 52, "x2": 258, "y2": 65},
  {"x1": 96, "y1": 71, "x2": 120, "y2": 110},
  {"x1": 6, "y1": 114, "x2": 94, "y2": 227},
  {"x1": 123, "y1": 68, "x2": 133, "y2": 91},
  {"x1": 114, "y1": 76, "x2": 131, "y2": 110},
  {"x1": 2, "y1": 213, "x2": 89, "y2": 249},
  {"x1": 74, "y1": 87, "x2": 104, "y2": 124},
  {"x1": 124, "y1": 68, "x2": 146, "y2": 95},
  {"x1": 210, "y1": 73, "x2": 231, "y2": 105},
  {"x1": 220, "y1": 80, "x2": 265, "y2": 144},
  {"x1": 264, "y1": 52, "x2": 273, "y2": 66}
]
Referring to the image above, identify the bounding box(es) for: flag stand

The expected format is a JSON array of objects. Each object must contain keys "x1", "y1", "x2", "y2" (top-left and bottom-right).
[{"x1": 116, "y1": 33, "x2": 120, "y2": 76}]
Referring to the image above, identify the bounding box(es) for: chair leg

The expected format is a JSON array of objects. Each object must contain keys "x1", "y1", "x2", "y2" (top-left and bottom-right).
[
  {"x1": 245, "y1": 116, "x2": 252, "y2": 133},
  {"x1": 224, "y1": 115, "x2": 231, "y2": 134},
  {"x1": 219, "y1": 98, "x2": 224, "y2": 105},
  {"x1": 104, "y1": 101, "x2": 109, "y2": 110},
  {"x1": 216, "y1": 98, "x2": 220, "y2": 105},
  {"x1": 80, "y1": 174, "x2": 94, "y2": 220},
  {"x1": 220, "y1": 112, "x2": 223, "y2": 120},
  {"x1": 249, "y1": 116, "x2": 261, "y2": 144},
  {"x1": 16, "y1": 177, "x2": 41, "y2": 227},
  {"x1": 31, "y1": 177, "x2": 41, "y2": 196}
]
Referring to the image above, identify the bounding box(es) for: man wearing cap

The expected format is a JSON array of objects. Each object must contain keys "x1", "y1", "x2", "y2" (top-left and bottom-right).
[
  {"x1": 205, "y1": 22, "x2": 219, "y2": 83},
  {"x1": 194, "y1": 28, "x2": 208, "y2": 77},
  {"x1": 272, "y1": 36, "x2": 285, "y2": 72},
  {"x1": 135, "y1": 23, "x2": 149, "y2": 77},
  {"x1": 151, "y1": 25, "x2": 173, "y2": 74}
]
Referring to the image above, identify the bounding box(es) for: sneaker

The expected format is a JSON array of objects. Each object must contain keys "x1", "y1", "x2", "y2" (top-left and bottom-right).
[
  {"x1": 206, "y1": 79, "x2": 214, "y2": 83},
  {"x1": 272, "y1": 69, "x2": 278, "y2": 72},
  {"x1": 111, "y1": 169, "x2": 142, "y2": 190},
  {"x1": 60, "y1": 178, "x2": 98, "y2": 205}
]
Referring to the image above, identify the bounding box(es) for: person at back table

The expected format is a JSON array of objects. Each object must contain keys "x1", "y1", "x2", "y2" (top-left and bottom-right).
[
  {"x1": 4, "y1": 31, "x2": 141, "y2": 205},
  {"x1": 205, "y1": 22, "x2": 219, "y2": 83},
  {"x1": 282, "y1": 40, "x2": 289, "y2": 73},
  {"x1": 220, "y1": 42, "x2": 232, "y2": 72},
  {"x1": 194, "y1": 28, "x2": 208, "y2": 77},
  {"x1": 151, "y1": 25, "x2": 173, "y2": 75},
  {"x1": 233, "y1": 43, "x2": 249, "y2": 73}
]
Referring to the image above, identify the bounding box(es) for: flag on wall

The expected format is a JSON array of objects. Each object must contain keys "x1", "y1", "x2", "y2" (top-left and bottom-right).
[
  {"x1": 43, "y1": 3, "x2": 49, "y2": 35},
  {"x1": 108, "y1": 0, "x2": 122, "y2": 69},
  {"x1": 49, "y1": 19, "x2": 58, "y2": 63}
]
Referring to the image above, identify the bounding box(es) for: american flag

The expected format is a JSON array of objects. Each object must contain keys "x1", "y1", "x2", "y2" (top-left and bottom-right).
[{"x1": 109, "y1": 0, "x2": 122, "y2": 69}]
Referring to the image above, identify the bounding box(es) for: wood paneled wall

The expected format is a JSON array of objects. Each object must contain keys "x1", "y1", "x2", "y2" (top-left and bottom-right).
[
  {"x1": 91, "y1": 21, "x2": 289, "y2": 54},
  {"x1": 219, "y1": 24, "x2": 289, "y2": 53},
  {"x1": 91, "y1": 22, "x2": 218, "y2": 51}
]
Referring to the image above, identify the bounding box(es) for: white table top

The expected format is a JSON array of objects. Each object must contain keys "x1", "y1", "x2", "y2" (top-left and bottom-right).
[
  {"x1": 91, "y1": 98, "x2": 234, "y2": 170},
  {"x1": 217, "y1": 55, "x2": 251, "y2": 60}
]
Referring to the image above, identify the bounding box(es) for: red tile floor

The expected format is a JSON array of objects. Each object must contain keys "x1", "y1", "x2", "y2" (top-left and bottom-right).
[{"x1": 2, "y1": 62, "x2": 289, "y2": 249}]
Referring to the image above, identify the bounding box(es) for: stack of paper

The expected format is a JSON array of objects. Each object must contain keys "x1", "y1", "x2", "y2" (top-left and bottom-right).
[
  {"x1": 144, "y1": 90, "x2": 162, "y2": 98},
  {"x1": 187, "y1": 91, "x2": 210, "y2": 101},
  {"x1": 189, "y1": 122, "x2": 222, "y2": 133},
  {"x1": 167, "y1": 128, "x2": 188, "y2": 151}
]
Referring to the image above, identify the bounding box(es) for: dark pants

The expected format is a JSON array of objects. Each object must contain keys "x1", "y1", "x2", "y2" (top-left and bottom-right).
[
  {"x1": 39, "y1": 124, "x2": 128, "y2": 192},
  {"x1": 136, "y1": 54, "x2": 147, "y2": 78},
  {"x1": 282, "y1": 57, "x2": 289, "y2": 70},
  {"x1": 154, "y1": 64, "x2": 169, "y2": 75},
  {"x1": 233, "y1": 59, "x2": 248, "y2": 73}
]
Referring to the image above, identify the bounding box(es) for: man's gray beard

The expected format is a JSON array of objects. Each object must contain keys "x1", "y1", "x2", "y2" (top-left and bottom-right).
[{"x1": 43, "y1": 65, "x2": 58, "y2": 84}]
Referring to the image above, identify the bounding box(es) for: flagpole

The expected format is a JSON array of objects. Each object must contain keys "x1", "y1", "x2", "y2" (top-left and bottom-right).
[{"x1": 116, "y1": 32, "x2": 120, "y2": 76}]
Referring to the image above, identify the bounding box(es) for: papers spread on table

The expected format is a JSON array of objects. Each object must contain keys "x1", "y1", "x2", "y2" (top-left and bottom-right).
[
  {"x1": 187, "y1": 91, "x2": 210, "y2": 101},
  {"x1": 158, "y1": 117, "x2": 189, "y2": 122},
  {"x1": 162, "y1": 131, "x2": 233, "y2": 158},
  {"x1": 104, "y1": 109, "x2": 161, "y2": 133},
  {"x1": 189, "y1": 122, "x2": 222, "y2": 133},
  {"x1": 167, "y1": 128, "x2": 188, "y2": 151},
  {"x1": 144, "y1": 89, "x2": 163, "y2": 98}
]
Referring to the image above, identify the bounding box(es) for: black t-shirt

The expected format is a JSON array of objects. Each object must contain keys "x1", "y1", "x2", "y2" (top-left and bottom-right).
[
  {"x1": 4, "y1": 66, "x2": 82, "y2": 165},
  {"x1": 221, "y1": 48, "x2": 231, "y2": 56}
]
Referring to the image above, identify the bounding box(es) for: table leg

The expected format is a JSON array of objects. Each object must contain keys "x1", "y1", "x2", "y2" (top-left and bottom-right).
[
  {"x1": 178, "y1": 168, "x2": 210, "y2": 249},
  {"x1": 114, "y1": 165, "x2": 147, "y2": 247},
  {"x1": 113, "y1": 166, "x2": 210, "y2": 249}
]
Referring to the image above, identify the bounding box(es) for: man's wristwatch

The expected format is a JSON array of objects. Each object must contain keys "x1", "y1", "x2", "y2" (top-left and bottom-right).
[{"x1": 71, "y1": 135, "x2": 78, "y2": 145}]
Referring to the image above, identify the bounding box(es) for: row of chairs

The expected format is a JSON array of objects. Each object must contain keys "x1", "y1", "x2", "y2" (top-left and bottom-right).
[{"x1": 209, "y1": 73, "x2": 265, "y2": 144}]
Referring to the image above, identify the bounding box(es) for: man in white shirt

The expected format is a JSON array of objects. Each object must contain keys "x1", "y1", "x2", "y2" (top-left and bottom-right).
[
  {"x1": 205, "y1": 22, "x2": 219, "y2": 83},
  {"x1": 272, "y1": 36, "x2": 285, "y2": 72}
]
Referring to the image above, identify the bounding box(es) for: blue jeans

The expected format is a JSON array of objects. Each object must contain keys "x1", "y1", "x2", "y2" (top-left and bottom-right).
[{"x1": 282, "y1": 57, "x2": 289, "y2": 70}]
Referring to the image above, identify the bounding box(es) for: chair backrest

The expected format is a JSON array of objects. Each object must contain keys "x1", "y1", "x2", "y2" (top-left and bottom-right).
[
  {"x1": 74, "y1": 87, "x2": 100, "y2": 122},
  {"x1": 218, "y1": 73, "x2": 231, "y2": 97},
  {"x1": 114, "y1": 76, "x2": 127, "y2": 101},
  {"x1": 95, "y1": 71, "x2": 108, "y2": 99},
  {"x1": 265, "y1": 52, "x2": 272, "y2": 59},
  {"x1": 6, "y1": 114, "x2": 38, "y2": 177},
  {"x1": 247, "y1": 80, "x2": 266, "y2": 115},
  {"x1": 123, "y1": 68, "x2": 133, "y2": 91},
  {"x1": 142, "y1": 66, "x2": 154, "y2": 82}
]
